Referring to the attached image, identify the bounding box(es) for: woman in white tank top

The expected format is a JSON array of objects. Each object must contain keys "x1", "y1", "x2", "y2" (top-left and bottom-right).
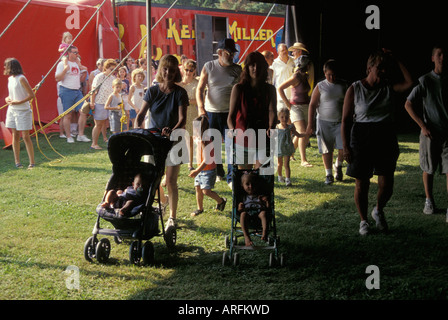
[{"x1": 3, "y1": 58, "x2": 36, "y2": 169}]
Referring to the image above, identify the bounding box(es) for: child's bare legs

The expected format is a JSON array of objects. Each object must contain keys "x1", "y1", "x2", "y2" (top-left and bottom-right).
[
  {"x1": 119, "y1": 199, "x2": 134, "y2": 216},
  {"x1": 258, "y1": 210, "x2": 268, "y2": 241},
  {"x1": 202, "y1": 188, "x2": 222, "y2": 204},
  {"x1": 277, "y1": 156, "x2": 283, "y2": 179},
  {"x1": 195, "y1": 185, "x2": 204, "y2": 211},
  {"x1": 101, "y1": 190, "x2": 119, "y2": 208},
  {"x1": 240, "y1": 211, "x2": 253, "y2": 246},
  {"x1": 283, "y1": 156, "x2": 291, "y2": 179}
]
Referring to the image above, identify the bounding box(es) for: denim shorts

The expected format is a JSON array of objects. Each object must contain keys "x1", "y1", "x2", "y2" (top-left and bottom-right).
[
  {"x1": 59, "y1": 86, "x2": 83, "y2": 112},
  {"x1": 194, "y1": 168, "x2": 217, "y2": 190}
]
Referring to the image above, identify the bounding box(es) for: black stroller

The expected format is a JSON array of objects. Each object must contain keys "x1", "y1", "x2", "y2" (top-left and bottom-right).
[
  {"x1": 83, "y1": 128, "x2": 176, "y2": 266},
  {"x1": 222, "y1": 139, "x2": 284, "y2": 267}
]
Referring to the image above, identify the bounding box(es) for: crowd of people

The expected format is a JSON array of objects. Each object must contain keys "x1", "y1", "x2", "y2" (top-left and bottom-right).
[{"x1": 3, "y1": 31, "x2": 447, "y2": 236}]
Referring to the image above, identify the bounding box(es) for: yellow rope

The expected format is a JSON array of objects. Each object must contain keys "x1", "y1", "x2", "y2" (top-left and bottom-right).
[
  {"x1": 31, "y1": 96, "x2": 67, "y2": 164},
  {"x1": 119, "y1": 96, "x2": 128, "y2": 132}
]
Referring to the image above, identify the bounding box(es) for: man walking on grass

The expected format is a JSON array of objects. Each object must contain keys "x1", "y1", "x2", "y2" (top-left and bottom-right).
[{"x1": 405, "y1": 45, "x2": 448, "y2": 219}]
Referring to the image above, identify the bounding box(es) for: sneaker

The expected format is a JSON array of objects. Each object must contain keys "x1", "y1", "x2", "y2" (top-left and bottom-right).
[
  {"x1": 59, "y1": 134, "x2": 66, "y2": 139},
  {"x1": 325, "y1": 175, "x2": 334, "y2": 185},
  {"x1": 191, "y1": 209, "x2": 203, "y2": 217},
  {"x1": 67, "y1": 137, "x2": 75, "y2": 143},
  {"x1": 371, "y1": 206, "x2": 388, "y2": 232},
  {"x1": 278, "y1": 176, "x2": 285, "y2": 183},
  {"x1": 423, "y1": 199, "x2": 434, "y2": 215},
  {"x1": 285, "y1": 178, "x2": 292, "y2": 186},
  {"x1": 359, "y1": 221, "x2": 370, "y2": 235},
  {"x1": 215, "y1": 197, "x2": 227, "y2": 211},
  {"x1": 165, "y1": 217, "x2": 177, "y2": 231},
  {"x1": 77, "y1": 135, "x2": 91, "y2": 142},
  {"x1": 334, "y1": 164, "x2": 343, "y2": 181}
]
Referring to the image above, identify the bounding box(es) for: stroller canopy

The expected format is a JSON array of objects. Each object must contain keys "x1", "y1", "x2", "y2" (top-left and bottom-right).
[{"x1": 107, "y1": 128, "x2": 172, "y2": 169}]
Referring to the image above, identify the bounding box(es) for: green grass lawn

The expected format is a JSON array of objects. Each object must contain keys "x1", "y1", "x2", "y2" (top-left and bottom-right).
[{"x1": 0, "y1": 127, "x2": 447, "y2": 300}]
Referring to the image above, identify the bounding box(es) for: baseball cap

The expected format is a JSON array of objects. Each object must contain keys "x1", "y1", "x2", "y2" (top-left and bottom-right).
[{"x1": 217, "y1": 38, "x2": 238, "y2": 53}]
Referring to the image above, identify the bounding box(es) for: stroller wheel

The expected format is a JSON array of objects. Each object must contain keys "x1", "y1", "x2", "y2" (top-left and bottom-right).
[
  {"x1": 164, "y1": 226, "x2": 177, "y2": 249},
  {"x1": 222, "y1": 252, "x2": 230, "y2": 266},
  {"x1": 129, "y1": 241, "x2": 141, "y2": 265},
  {"x1": 84, "y1": 236, "x2": 98, "y2": 262},
  {"x1": 269, "y1": 252, "x2": 276, "y2": 267},
  {"x1": 113, "y1": 235, "x2": 122, "y2": 244},
  {"x1": 233, "y1": 252, "x2": 240, "y2": 266},
  {"x1": 225, "y1": 236, "x2": 230, "y2": 248},
  {"x1": 142, "y1": 241, "x2": 155, "y2": 266},
  {"x1": 96, "y1": 238, "x2": 111, "y2": 263},
  {"x1": 279, "y1": 253, "x2": 286, "y2": 267}
]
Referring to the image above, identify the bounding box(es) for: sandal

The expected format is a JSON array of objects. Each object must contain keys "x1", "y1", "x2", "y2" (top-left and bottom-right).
[
  {"x1": 191, "y1": 209, "x2": 203, "y2": 217},
  {"x1": 301, "y1": 162, "x2": 313, "y2": 168},
  {"x1": 28, "y1": 164, "x2": 35, "y2": 169},
  {"x1": 90, "y1": 145, "x2": 102, "y2": 150},
  {"x1": 15, "y1": 163, "x2": 23, "y2": 169}
]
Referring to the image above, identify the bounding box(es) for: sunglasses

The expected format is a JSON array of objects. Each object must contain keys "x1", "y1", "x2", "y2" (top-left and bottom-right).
[
  {"x1": 184, "y1": 68, "x2": 195, "y2": 73},
  {"x1": 70, "y1": 51, "x2": 79, "y2": 54}
]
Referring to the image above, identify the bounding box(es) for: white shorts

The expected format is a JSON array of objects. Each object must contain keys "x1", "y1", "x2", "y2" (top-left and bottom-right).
[
  {"x1": 316, "y1": 119, "x2": 343, "y2": 154},
  {"x1": 6, "y1": 108, "x2": 33, "y2": 131},
  {"x1": 290, "y1": 104, "x2": 309, "y2": 123}
]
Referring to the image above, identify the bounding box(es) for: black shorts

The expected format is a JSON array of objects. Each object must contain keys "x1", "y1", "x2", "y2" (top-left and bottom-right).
[{"x1": 346, "y1": 122, "x2": 399, "y2": 179}]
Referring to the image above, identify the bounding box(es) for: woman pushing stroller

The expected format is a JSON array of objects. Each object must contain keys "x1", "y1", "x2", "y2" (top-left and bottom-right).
[{"x1": 136, "y1": 54, "x2": 189, "y2": 231}]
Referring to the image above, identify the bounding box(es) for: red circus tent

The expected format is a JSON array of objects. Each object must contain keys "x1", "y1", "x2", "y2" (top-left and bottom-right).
[{"x1": 0, "y1": 0, "x2": 119, "y2": 138}]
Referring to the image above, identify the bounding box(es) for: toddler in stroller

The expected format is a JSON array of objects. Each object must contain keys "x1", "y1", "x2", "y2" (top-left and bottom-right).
[
  {"x1": 223, "y1": 167, "x2": 284, "y2": 267},
  {"x1": 238, "y1": 172, "x2": 269, "y2": 246},
  {"x1": 101, "y1": 173, "x2": 148, "y2": 217}
]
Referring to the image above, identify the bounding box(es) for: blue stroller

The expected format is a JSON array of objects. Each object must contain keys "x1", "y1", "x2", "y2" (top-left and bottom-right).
[
  {"x1": 222, "y1": 139, "x2": 284, "y2": 267},
  {"x1": 83, "y1": 128, "x2": 176, "y2": 266}
]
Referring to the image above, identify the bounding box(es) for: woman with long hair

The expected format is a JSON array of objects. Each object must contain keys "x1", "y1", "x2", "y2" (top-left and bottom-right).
[
  {"x1": 227, "y1": 51, "x2": 277, "y2": 169},
  {"x1": 3, "y1": 58, "x2": 35, "y2": 169},
  {"x1": 278, "y1": 55, "x2": 312, "y2": 167},
  {"x1": 136, "y1": 54, "x2": 189, "y2": 230}
]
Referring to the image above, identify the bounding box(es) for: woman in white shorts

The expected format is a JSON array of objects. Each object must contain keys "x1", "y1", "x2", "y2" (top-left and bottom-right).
[
  {"x1": 3, "y1": 58, "x2": 36, "y2": 169},
  {"x1": 307, "y1": 59, "x2": 348, "y2": 184},
  {"x1": 278, "y1": 55, "x2": 312, "y2": 167}
]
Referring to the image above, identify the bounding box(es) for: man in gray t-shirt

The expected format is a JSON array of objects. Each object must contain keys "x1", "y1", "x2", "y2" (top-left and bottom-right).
[
  {"x1": 197, "y1": 38, "x2": 242, "y2": 184},
  {"x1": 405, "y1": 45, "x2": 448, "y2": 216}
]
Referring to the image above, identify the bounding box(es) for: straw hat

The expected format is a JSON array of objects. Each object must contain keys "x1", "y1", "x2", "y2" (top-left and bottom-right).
[{"x1": 288, "y1": 42, "x2": 309, "y2": 53}]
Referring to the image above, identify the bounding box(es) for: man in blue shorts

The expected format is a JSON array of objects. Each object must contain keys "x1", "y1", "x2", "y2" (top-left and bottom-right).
[{"x1": 55, "y1": 46, "x2": 90, "y2": 143}]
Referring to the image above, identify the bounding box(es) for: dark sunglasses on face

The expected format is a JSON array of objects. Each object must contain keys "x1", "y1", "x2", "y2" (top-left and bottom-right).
[{"x1": 185, "y1": 69, "x2": 195, "y2": 73}]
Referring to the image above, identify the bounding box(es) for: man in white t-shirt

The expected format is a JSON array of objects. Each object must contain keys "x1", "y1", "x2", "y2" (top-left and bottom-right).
[
  {"x1": 197, "y1": 38, "x2": 242, "y2": 185},
  {"x1": 271, "y1": 43, "x2": 295, "y2": 111},
  {"x1": 55, "y1": 46, "x2": 90, "y2": 143}
]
